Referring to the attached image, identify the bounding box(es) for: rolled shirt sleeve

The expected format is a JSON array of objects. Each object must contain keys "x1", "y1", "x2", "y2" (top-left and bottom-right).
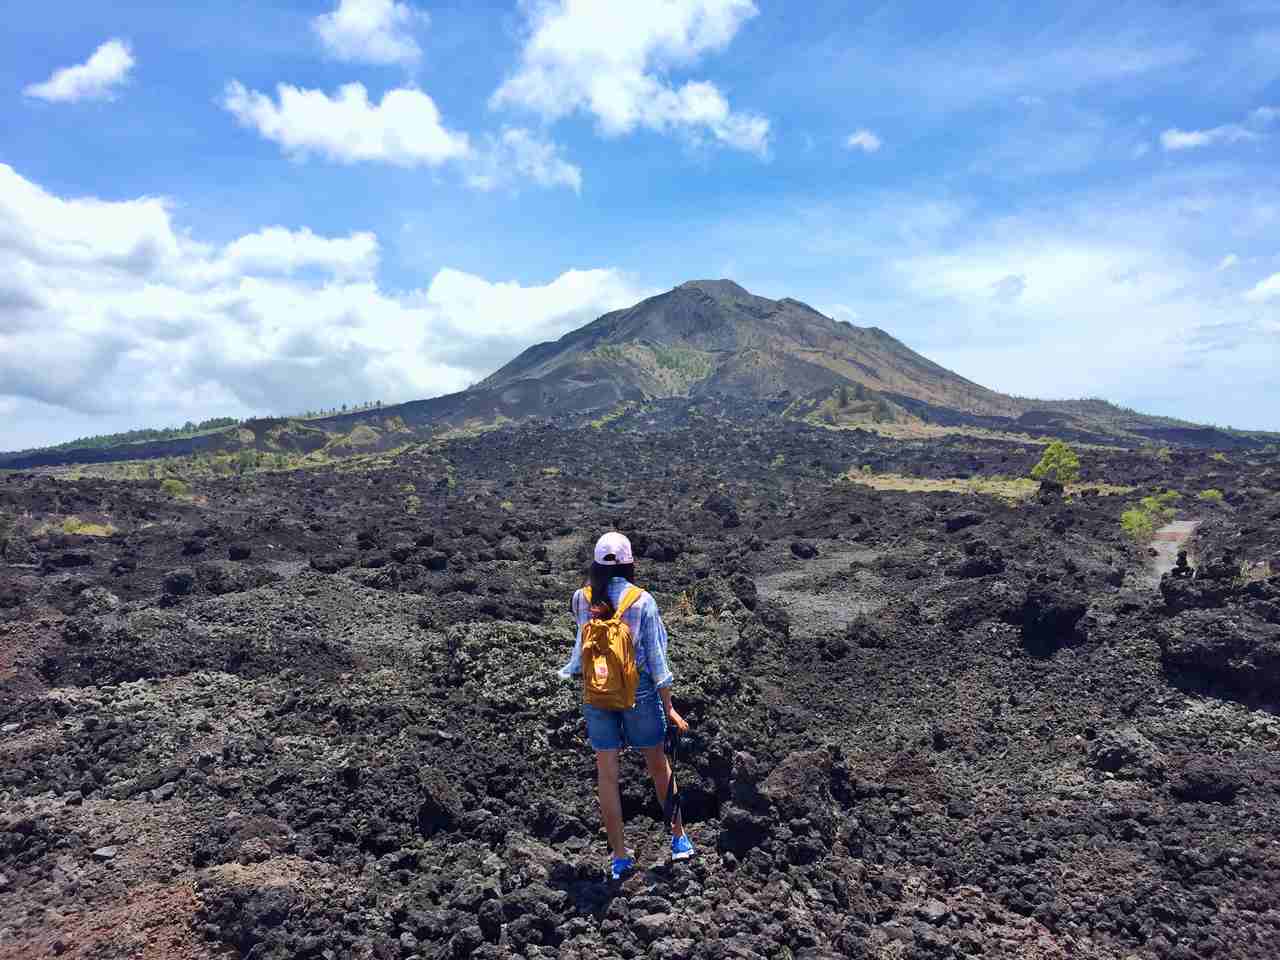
[
  {"x1": 639, "y1": 599, "x2": 674, "y2": 689},
  {"x1": 558, "y1": 590, "x2": 585, "y2": 679}
]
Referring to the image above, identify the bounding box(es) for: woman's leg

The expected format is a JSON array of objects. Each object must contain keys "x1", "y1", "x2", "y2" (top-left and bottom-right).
[
  {"x1": 595, "y1": 749, "x2": 627, "y2": 857},
  {"x1": 640, "y1": 745, "x2": 685, "y2": 838}
]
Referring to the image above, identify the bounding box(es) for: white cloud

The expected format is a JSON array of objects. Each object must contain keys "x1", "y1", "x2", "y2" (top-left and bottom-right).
[
  {"x1": 1218, "y1": 253, "x2": 1239, "y2": 270},
  {"x1": 845, "y1": 129, "x2": 882, "y2": 153},
  {"x1": 313, "y1": 0, "x2": 425, "y2": 65},
  {"x1": 822, "y1": 303, "x2": 860, "y2": 323},
  {"x1": 467, "y1": 128, "x2": 583, "y2": 193},
  {"x1": 491, "y1": 0, "x2": 769, "y2": 154},
  {"x1": 0, "y1": 164, "x2": 645, "y2": 448},
  {"x1": 1244, "y1": 272, "x2": 1280, "y2": 303},
  {"x1": 219, "y1": 227, "x2": 380, "y2": 280},
  {"x1": 223, "y1": 81, "x2": 470, "y2": 167},
  {"x1": 24, "y1": 39, "x2": 135, "y2": 103},
  {"x1": 1160, "y1": 125, "x2": 1257, "y2": 151},
  {"x1": 1160, "y1": 105, "x2": 1278, "y2": 151}
]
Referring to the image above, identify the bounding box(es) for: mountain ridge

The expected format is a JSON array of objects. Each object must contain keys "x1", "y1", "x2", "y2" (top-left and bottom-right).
[
  {"x1": 480, "y1": 278, "x2": 1020, "y2": 417},
  {"x1": 2, "y1": 279, "x2": 1273, "y2": 469}
]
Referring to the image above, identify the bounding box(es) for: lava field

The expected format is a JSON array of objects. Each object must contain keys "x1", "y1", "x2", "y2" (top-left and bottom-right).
[{"x1": 2, "y1": 412, "x2": 1279, "y2": 960}]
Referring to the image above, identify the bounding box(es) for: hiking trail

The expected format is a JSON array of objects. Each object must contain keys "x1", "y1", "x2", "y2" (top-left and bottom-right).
[{"x1": 1148, "y1": 519, "x2": 1200, "y2": 584}]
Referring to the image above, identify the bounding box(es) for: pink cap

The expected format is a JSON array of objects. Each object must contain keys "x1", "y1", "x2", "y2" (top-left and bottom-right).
[{"x1": 593, "y1": 531, "x2": 634, "y2": 565}]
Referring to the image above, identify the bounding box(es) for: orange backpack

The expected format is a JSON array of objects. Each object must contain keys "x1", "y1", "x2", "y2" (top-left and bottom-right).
[{"x1": 580, "y1": 585, "x2": 643, "y2": 710}]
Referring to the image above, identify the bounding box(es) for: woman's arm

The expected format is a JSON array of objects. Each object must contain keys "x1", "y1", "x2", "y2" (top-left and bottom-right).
[
  {"x1": 642, "y1": 599, "x2": 686, "y2": 730},
  {"x1": 657, "y1": 684, "x2": 688, "y2": 733},
  {"x1": 557, "y1": 590, "x2": 585, "y2": 679}
]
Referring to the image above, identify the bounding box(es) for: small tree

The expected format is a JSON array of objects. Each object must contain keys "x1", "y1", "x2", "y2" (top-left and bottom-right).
[{"x1": 1030, "y1": 440, "x2": 1080, "y2": 485}]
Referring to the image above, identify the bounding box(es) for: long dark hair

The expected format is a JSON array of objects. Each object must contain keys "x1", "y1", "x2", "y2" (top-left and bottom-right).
[{"x1": 587, "y1": 560, "x2": 635, "y2": 619}]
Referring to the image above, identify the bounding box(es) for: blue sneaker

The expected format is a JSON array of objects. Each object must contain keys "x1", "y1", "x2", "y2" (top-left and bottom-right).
[
  {"x1": 671, "y1": 834, "x2": 695, "y2": 861},
  {"x1": 609, "y1": 851, "x2": 636, "y2": 880}
]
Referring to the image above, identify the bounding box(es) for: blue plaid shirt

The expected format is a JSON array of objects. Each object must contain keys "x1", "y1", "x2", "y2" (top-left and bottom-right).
[{"x1": 558, "y1": 577, "x2": 673, "y2": 689}]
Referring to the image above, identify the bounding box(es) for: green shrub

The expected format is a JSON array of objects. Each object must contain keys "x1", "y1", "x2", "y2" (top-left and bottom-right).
[
  {"x1": 1030, "y1": 440, "x2": 1081, "y2": 485},
  {"x1": 1197, "y1": 488, "x2": 1225, "y2": 503},
  {"x1": 1120, "y1": 508, "x2": 1155, "y2": 541},
  {"x1": 61, "y1": 516, "x2": 116, "y2": 537},
  {"x1": 160, "y1": 478, "x2": 190, "y2": 498},
  {"x1": 1140, "y1": 490, "x2": 1181, "y2": 519},
  {"x1": 1120, "y1": 489, "x2": 1180, "y2": 541}
]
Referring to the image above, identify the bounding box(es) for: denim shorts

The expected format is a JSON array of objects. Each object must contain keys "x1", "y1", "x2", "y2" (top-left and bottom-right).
[{"x1": 581, "y1": 677, "x2": 666, "y2": 751}]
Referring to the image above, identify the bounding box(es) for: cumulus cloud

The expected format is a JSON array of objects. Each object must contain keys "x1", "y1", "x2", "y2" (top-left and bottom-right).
[
  {"x1": 845, "y1": 129, "x2": 882, "y2": 153},
  {"x1": 221, "y1": 82, "x2": 582, "y2": 191},
  {"x1": 491, "y1": 0, "x2": 769, "y2": 154},
  {"x1": 219, "y1": 227, "x2": 380, "y2": 280},
  {"x1": 1244, "y1": 273, "x2": 1280, "y2": 303},
  {"x1": 0, "y1": 164, "x2": 644, "y2": 448},
  {"x1": 223, "y1": 81, "x2": 470, "y2": 167},
  {"x1": 24, "y1": 39, "x2": 135, "y2": 103},
  {"x1": 313, "y1": 0, "x2": 425, "y2": 65}
]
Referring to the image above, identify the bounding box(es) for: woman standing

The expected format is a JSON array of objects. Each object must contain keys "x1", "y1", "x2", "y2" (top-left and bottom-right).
[{"x1": 558, "y1": 531, "x2": 694, "y2": 879}]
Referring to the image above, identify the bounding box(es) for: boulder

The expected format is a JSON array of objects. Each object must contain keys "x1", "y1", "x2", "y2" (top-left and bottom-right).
[
  {"x1": 702, "y1": 493, "x2": 737, "y2": 518},
  {"x1": 760, "y1": 746, "x2": 850, "y2": 845},
  {"x1": 1171, "y1": 760, "x2": 1245, "y2": 803},
  {"x1": 1020, "y1": 586, "x2": 1086, "y2": 655},
  {"x1": 729, "y1": 573, "x2": 758, "y2": 610},
  {"x1": 162, "y1": 568, "x2": 196, "y2": 597},
  {"x1": 1157, "y1": 609, "x2": 1280, "y2": 699},
  {"x1": 196, "y1": 560, "x2": 280, "y2": 596},
  {"x1": 1086, "y1": 727, "x2": 1164, "y2": 780},
  {"x1": 945, "y1": 512, "x2": 985, "y2": 533},
  {"x1": 791, "y1": 541, "x2": 819, "y2": 560},
  {"x1": 310, "y1": 553, "x2": 356, "y2": 574},
  {"x1": 50, "y1": 550, "x2": 93, "y2": 569},
  {"x1": 946, "y1": 543, "x2": 1005, "y2": 578},
  {"x1": 1159, "y1": 574, "x2": 1233, "y2": 612}
]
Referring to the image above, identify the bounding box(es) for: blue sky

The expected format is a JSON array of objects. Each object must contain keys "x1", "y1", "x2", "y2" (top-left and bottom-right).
[{"x1": 2, "y1": 0, "x2": 1278, "y2": 449}]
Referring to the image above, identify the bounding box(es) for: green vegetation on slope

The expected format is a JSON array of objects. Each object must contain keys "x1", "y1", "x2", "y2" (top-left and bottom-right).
[
  {"x1": 1030, "y1": 441, "x2": 1081, "y2": 485},
  {"x1": 1121, "y1": 490, "x2": 1181, "y2": 541}
]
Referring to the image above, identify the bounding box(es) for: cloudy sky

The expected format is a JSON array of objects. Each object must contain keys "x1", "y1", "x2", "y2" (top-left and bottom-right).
[{"x1": 3, "y1": 0, "x2": 1279, "y2": 449}]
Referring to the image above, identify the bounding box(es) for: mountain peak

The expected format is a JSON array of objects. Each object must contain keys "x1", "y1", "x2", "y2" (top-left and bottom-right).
[{"x1": 676, "y1": 278, "x2": 752, "y2": 298}]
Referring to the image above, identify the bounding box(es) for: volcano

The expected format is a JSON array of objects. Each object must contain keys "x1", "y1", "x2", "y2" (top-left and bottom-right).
[{"x1": 479, "y1": 279, "x2": 1018, "y2": 416}]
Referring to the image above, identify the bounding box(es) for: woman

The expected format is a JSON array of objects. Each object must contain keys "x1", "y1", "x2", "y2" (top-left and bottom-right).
[{"x1": 558, "y1": 531, "x2": 694, "y2": 879}]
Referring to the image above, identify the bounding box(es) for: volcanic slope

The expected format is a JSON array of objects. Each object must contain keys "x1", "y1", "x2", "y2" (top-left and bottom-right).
[
  {"x1": 3, "y1": 408, "x2": 1280, "y2": 960},
  {"x1": 480, "y1": 279, "x2": 1017, "y2": 416}
]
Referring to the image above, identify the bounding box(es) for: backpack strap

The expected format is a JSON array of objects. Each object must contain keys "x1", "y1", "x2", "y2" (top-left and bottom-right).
[{"x1": 612, "y1": 585, "x2": 644, "y2": 621}]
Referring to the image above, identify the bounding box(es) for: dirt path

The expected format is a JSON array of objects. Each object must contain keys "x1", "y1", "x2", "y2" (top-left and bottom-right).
[
  {"x1": 757, "y1": 547, "x2": 884, "y2": 639},
  {"x1": 1147, "y1": 519, "x2": 1200, "y2": 584}
]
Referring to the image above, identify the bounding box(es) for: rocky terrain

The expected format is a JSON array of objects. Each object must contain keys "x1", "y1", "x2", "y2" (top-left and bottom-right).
[{"x1": 2, "y1": 409, "x2": 1279, "y2": 960}]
